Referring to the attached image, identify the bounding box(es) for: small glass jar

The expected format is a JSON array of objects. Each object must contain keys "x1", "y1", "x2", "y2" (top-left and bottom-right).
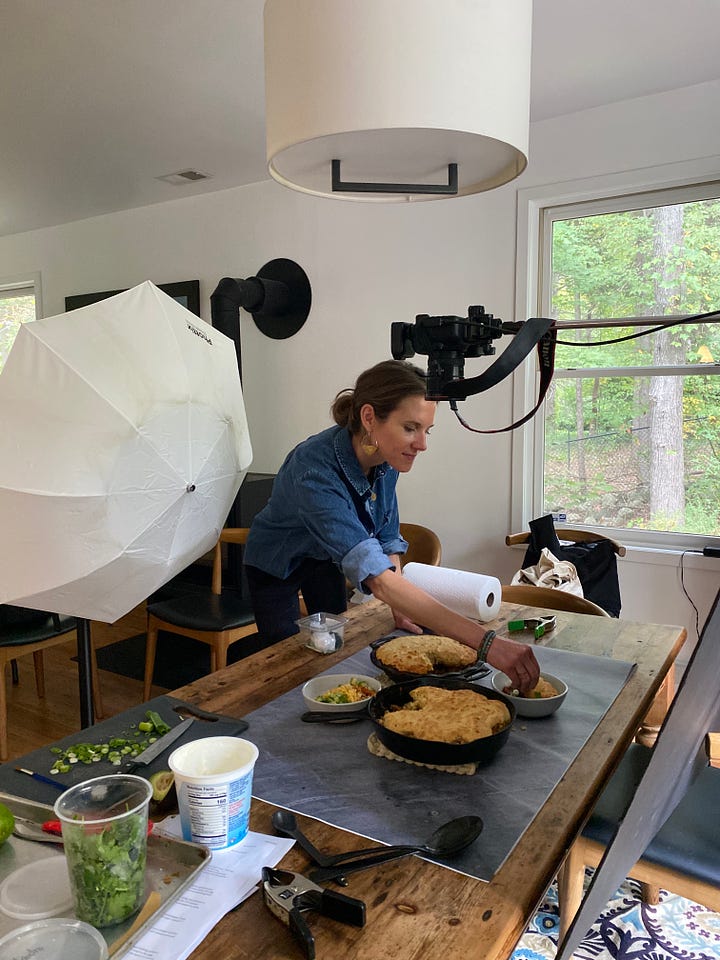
[{"x1": 296, "y1": 612, "x2": 348, "y2": 653}]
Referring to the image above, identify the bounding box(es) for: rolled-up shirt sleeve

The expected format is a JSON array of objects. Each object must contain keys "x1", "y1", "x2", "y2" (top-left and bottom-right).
[
  {"x1": 341, "y1": 538, "x2": 395, "y2": 592},
  {"x1": 297, "y1": 467, "x2": 398, "y2": 592}
]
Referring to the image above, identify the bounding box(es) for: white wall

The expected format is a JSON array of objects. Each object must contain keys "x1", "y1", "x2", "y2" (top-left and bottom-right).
[{"x1": 1, "y1": 79, "x2": 719, "y2": 651}]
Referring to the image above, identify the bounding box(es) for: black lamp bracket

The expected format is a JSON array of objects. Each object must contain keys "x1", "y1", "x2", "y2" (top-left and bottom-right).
[{"x1": 332, "y1": 159, "x2": 458, "y2": 196}]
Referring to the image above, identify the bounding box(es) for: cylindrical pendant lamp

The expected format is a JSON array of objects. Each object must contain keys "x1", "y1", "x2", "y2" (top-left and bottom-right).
[{"x1": 263, "y1": 0, "x2": 532, "y2": 202}]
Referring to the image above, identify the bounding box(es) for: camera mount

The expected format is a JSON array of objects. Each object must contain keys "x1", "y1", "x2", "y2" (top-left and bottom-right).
[{"x1": 391, "y1": 306, "x2": 552, "y2": 402}]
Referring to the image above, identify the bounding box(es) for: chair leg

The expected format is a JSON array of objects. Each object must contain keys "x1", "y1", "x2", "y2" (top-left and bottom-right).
[
  {"x1": 144, "y1": 619, "x2": 160, "y2": 702},
  {"x1": 640, "y1": 881, "x2": 660, "y2": 905},
  {"x1": 32, "y1": 651, "x2": 46, "y2": 699},
  {"x1": 557, "y1": 841, "x2": 587, "y2": 943},
  {"x1": 215, "y1": 640, "x2": 230, "y2": 672},
  {"x1": 90, "y1": 642, "x2": 105, "y2": 721}
]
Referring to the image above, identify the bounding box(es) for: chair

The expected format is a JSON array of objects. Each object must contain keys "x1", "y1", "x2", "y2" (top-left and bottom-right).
[
  {"x1": 505, "y1": 528, "x2": 626, "y2": 557},
  {"x1": 554, "y1": 586, "x2": 720, "y2": 957},
  {"x1": 501, "y1": 583, "x2": 610, "y2": 617},
  {"x1": 399, "y1": 523, "x2": 442, "y2": 568},
  {"x1": 0, "y1": 608, "x2": 104, "y2": 761},
  {"x1": 143, "y1": 528, "x2": 258, "y2": 700},
  {"x1": 557, "y1": 742, "x2": 720, "y2": 939},
  {"x1": 506, "y1": 519, "x2": 626, "y2": 617}
]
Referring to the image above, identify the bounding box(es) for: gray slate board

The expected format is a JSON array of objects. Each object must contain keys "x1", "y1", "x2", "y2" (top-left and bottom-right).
[{"x1": 246, "y1": 645, "x2": 635, "y2": 881}]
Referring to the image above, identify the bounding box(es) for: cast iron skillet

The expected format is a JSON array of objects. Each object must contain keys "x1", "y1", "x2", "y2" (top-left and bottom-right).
[
  {"x1": 369, "y1": 634, "x2": 490, "y2": 683},
  {"x1": 368, "y1": 677, "x2": 516, "y2": 766}
]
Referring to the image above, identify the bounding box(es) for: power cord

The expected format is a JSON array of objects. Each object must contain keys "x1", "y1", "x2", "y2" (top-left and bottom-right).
[{"x1": 680, "y1": 550, "x2": 703, "y2": 640}]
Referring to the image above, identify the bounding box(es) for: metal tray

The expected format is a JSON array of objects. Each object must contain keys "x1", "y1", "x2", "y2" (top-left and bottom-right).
[{"x1": 0, "y1": 791, "x2": 211, "y2": 957}]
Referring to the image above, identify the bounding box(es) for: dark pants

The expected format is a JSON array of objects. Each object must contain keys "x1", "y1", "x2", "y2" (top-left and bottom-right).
[{"x1": 245, "y1": 559, "x2": 348, "y2": 642}]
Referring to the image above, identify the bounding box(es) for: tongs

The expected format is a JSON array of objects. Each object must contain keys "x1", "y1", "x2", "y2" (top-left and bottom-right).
[
  {"x1": 507, "y1": 614, "x2": 556, "y2": 640},
  {"x1": 262, "y1": 867, "x2": 365, "y2": 960}
]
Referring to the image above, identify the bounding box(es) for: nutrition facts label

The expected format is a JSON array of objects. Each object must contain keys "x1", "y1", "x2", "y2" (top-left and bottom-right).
[{"x1": 180, "y1": 771, "x2": 252, "y2": 848}]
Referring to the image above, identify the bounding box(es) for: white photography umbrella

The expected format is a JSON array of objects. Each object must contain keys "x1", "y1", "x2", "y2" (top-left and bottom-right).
[{"x1": 0, "y1": 280, "x2": 253, "y2": 623}]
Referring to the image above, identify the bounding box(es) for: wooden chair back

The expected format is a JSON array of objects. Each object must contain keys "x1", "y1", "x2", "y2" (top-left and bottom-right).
[
  {"x1": 501, "y1": 584, "x2": 610, "y2": 617},
  {"x1": 506, "y1": 528, "x2": 627, "y2": 557},
  {"x1": 399, "y1": 523, "x2": 442, "y2": 568}
]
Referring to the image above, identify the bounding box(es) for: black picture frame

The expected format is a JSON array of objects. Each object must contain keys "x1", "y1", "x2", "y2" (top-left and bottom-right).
[{"x1": 65, "y1": 280, "x2": 201, "y2": 317}]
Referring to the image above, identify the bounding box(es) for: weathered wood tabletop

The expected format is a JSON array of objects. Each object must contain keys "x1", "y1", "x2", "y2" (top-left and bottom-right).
[{"x1": 171, "y1": 598, "x2": 686, "y2": 960}]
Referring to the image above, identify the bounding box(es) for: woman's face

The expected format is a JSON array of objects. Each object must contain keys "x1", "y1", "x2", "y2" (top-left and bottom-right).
[{"x1": 363, "y1": 396, "x2": 436, "y2": 473}]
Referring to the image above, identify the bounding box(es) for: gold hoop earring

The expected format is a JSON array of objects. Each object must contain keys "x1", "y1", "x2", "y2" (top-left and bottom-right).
[{"x1": 361, "y1": 433, "x2": 379, "y2": 455}]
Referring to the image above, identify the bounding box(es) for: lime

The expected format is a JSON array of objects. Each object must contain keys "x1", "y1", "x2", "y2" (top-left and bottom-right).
[
  {"x1": 0, "y1": 802, "x2": 15, "y2": 845},
  {"x1": 148, "y1": 770, "x2": 177, "y2": 815},
  {"x1": 149, "y1": 770, "x2": 174, "y2": 803}
]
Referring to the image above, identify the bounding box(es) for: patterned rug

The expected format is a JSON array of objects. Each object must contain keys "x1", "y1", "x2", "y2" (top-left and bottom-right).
[{"x1": 513, "y1": 872, "x2": 720, "y2": 960}]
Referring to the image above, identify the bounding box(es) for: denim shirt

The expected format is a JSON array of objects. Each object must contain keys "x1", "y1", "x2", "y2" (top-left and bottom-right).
[{"x1": 244, "y1": 425, "x2": 408, "y2": 591}]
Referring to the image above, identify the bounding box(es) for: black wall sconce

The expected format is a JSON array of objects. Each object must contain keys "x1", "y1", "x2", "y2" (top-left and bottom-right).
[{"x1": 210, "y1": 258, "x2": 311, "y2": 379}]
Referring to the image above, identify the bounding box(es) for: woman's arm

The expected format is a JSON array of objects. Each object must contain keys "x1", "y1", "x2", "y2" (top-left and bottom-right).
[
  {"x1": 366, "y1": 567, "x2": 540, "y2": 693},
  {"x1": 384, "y1": 554, "x2": 424, "y2": 635}
]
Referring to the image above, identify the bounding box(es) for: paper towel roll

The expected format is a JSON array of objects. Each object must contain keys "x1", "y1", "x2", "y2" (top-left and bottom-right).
[{"x1": 403, "y1": 563, "x2": 501, "y2": 622}]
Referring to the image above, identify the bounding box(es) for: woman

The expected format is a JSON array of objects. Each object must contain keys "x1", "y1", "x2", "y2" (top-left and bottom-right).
[{"x1": 244, "y1": 360, "x2": 539, "y2": 692}]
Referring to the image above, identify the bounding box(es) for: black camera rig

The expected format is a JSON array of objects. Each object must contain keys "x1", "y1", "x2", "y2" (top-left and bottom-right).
[{"x1": 391, "y1": 305, "x2": 550, "y2": 405}]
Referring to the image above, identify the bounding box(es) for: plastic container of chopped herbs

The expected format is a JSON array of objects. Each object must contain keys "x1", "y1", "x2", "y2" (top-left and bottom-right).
[{"x1": 54, "y1": 774, "x2": 153, "y2": 928}]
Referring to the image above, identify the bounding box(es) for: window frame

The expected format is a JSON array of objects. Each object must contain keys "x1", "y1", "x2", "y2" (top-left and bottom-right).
[
  {"x1": 0, "y1": 271, "x2": 43, "y2": 357},
  {"x1": 512, "y1": 159, "x2": 720, "y2": 553}
]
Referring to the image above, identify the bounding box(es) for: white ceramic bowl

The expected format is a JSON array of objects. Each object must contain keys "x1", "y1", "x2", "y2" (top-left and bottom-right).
[
  {"x1": 302, "y1": 674, "x2": 382, "y2": 713},
  {"x1": 490, "y1": 671, "x2": 568, "y2": 718}
]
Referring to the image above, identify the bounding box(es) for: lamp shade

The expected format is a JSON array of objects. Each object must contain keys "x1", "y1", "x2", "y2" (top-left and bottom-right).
[{"x1": 264, "y1": 0, "x2": 532, "y2": 202}]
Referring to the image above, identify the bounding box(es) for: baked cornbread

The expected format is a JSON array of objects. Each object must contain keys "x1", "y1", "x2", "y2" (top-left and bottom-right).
[
  {"x1": 375, "y1": 635, "x2": 477, "y2": 675},
  {"x1": 380, "y1": 685, "x2": 511, "y2": 744}
]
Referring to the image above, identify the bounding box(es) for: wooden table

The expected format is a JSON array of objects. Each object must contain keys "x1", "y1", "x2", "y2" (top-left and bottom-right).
[{"x1": 170, "y1": 598, "x2": 686, "y2": 960}]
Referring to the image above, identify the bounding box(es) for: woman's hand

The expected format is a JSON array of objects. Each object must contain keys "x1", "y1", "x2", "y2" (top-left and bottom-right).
[
  {"x1": 392, "y1": 610, "x2": 424, "y2": 634},
  {"x1": 485, "y1": 635, "x2": 540, "y2": 694}
]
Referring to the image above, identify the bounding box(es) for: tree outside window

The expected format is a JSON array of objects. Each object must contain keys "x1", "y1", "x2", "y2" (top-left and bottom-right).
[{"x1": 541, "y1": 194, "x2": 720, "y2": 541}]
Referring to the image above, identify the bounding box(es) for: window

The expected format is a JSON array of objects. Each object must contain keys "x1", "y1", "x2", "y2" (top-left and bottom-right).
[
  {"x1": 517, "y1": 180, "x2": 720, "y2": 551},
  {"x1": 0, "y1": 276, "x2": 40, "y2": 374}
]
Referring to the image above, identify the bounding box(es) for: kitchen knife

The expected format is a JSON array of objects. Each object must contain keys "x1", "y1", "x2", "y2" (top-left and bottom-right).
[{"x1": 124, "y1": 717, "x2": 194, "y2": 773}]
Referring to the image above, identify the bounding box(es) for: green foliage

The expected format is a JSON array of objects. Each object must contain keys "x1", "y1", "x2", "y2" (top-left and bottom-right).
[
  {"x1": 545, "y1": 197, "x2": 720, "y2": 536},
  {"x1": 0, "y1": 293, "x2": 35, "y2": 373}
]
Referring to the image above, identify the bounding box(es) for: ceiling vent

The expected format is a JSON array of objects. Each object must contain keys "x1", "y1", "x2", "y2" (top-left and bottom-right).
[{"x1": 156, "y1": 169, "x2": 213, "y2": 186}]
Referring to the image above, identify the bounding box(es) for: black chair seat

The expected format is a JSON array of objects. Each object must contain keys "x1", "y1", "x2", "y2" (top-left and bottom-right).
[
  {"x1": 146, "y1": 592, "x2": 256, "y2": 633},
  {"x1": 585, "y1": 743, "x2": 720, "y2": 886},
  {"x1": 0, "y1": 613, "x2": 76, "y2": 647}
]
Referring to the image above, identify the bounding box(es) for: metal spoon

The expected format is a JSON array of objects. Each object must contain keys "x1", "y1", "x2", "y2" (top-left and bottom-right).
[{"x1": 308, "y1": 815, "x2": 484, "y2": 884}]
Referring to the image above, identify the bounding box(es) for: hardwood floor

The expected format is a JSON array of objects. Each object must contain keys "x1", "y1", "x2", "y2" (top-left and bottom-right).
[{"x1": 3, "y1": 603, "x2": 158, "y2": 762}]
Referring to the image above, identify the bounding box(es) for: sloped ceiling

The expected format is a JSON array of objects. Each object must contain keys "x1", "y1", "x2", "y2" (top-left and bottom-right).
[{"x1": 1, "y1": 0, "x2": 719, "y2": 238}]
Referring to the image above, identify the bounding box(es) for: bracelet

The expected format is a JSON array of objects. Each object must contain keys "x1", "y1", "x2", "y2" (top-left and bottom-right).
[{"x1": 478, "y1": 630, "x2": 496, "y2": 662}]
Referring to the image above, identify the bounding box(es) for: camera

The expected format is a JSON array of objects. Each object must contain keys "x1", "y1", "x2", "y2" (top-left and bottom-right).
[{"x1": 391, "y1": 305, "x2": 509, "y2": 399}]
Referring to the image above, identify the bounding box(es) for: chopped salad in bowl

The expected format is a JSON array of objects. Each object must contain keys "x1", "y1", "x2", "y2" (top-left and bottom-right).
[{"x1": 302, "y1": 674, "x2": 382, "y2": 713}]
